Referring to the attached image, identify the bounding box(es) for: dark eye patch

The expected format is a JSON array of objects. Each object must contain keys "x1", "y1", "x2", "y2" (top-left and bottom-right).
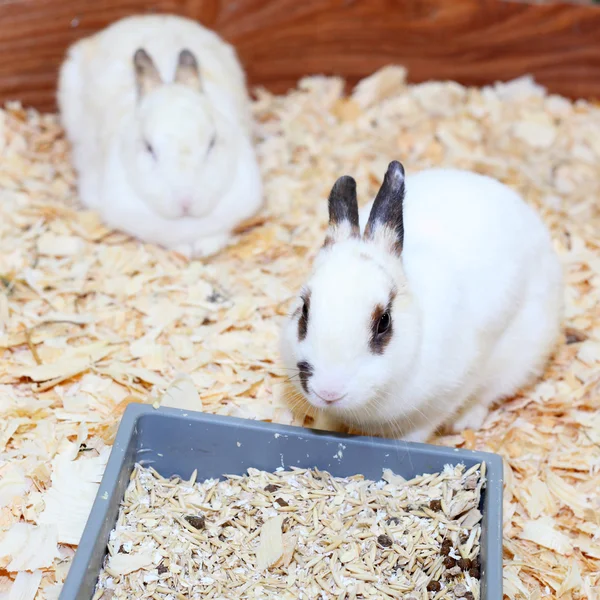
[
  {"x1": 369, "y1": 290, "x2": 397, "y2": 355},
  {"x1": 298, "y1": 290, "x2": 310, "y2": 341}
]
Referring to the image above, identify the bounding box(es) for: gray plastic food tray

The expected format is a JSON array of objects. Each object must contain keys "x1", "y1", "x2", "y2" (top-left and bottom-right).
[{"x1": 60, "y1": 403, "x2": 503, "y2": 599}]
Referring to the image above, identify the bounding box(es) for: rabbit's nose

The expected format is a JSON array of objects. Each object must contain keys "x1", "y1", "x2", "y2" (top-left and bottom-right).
[
  {"x1": 313, "y1": 388, "x2": 346, "y2": 405},
  {"x1": 180, "y1": 197, "x2": 193, "y2": 216}
]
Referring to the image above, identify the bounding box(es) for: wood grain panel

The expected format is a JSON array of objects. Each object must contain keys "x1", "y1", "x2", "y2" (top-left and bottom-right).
[{"x1": 0, "y1": 0, "x2": 598, "y2": 112}]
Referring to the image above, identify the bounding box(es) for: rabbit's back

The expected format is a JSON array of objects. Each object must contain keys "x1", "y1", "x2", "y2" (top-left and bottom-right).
[
  {"x1": 408, "y1": 170, "x2": 562, "y2": 422},
  {"x1": 400, "y1": 169, "x2": 559, "y2": 332},
  {"x1": 403, "y1": 169, "x2": 546, "y2": 268}
]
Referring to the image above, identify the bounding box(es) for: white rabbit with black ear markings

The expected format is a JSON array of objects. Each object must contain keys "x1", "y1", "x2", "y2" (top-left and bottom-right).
[
  {"x1": 280, "y1": 161, "x2": 563, "y2": 441},
  {"x1": 58, "y1": 14, "x2": 262, "y2": 258}
]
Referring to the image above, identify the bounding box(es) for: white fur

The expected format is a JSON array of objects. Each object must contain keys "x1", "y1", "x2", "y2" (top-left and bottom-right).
[
  {"x1": 281, "y1": 168, "x2": 563, "y2": 441},
  {"x1": 57, "y1": 14, "x2": 262, "y2": 257}
]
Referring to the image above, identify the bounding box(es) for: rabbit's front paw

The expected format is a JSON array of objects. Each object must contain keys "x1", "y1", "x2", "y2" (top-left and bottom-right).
[
  {"x1": 172, "y1": 243, "x2": 194, "y2": 259},
  {"x1": 191, "y1": 233, "x2": 230, "y2": 258},
  {"x1": 452, "y1": 403, "x2": 489, "y2": 433}
]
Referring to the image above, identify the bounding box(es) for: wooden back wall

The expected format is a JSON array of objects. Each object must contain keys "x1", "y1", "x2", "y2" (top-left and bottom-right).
[{"x1": 0, "y1": 0, "x2": 599, "y2": 112}]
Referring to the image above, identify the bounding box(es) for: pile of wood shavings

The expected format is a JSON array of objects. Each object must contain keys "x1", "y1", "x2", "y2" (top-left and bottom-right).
[
  {"x1": 0, "y1": 66, "x2": 599, "y2": 599},
  {"x1": 95, "y1": 463, "x2": 485, "y2": 600}
]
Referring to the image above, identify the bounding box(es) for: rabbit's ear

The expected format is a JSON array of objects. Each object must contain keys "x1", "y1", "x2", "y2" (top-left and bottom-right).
[
  {"x1": 174, "y1": 49, "x2": 202, "y2": 91},
  {"x1": 364, "y1": 161, "x2": 406, "y2": 256},
  {"x1": 133, "y1": 49, "x2": 162, "y2": 97},
  {"x1": 323, "y1": 175, "x2": 360, "y2": 248}
]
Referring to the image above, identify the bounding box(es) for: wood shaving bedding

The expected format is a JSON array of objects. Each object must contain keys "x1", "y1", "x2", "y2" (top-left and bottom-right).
[
  {"x1": 95, "y1": 463, "x2": 485, "y2": 599},
  {"x1": 0, "y1": 67, "x2": 598, "y2": 598}
]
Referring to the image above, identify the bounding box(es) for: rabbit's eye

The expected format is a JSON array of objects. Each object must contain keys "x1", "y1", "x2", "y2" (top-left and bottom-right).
[
  {"x1": 207, "y1": 134, "x2": 217, "y2": 154},
  {"x1": 144, "y1": 141, "x2": 156, "y2": 159},
  {"x1": 376, "y1": 311, "x2": 391, "y2": 335},
  {"x1": 370, "y1": 299, "x2": 395, "y2": 354}
]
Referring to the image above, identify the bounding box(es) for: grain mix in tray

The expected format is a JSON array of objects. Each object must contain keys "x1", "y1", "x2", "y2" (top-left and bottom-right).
[{"x1": 95, "y1": 462, "x2": 486, "y2": 600}]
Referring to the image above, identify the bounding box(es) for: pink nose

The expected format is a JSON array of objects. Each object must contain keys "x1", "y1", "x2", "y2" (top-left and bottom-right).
[
  {"x1": 313, "y1": 388, "x2": 345, "y2": 404},
  {"x1": 181, "y1": 198, "x2": 192, "y2": 215}
]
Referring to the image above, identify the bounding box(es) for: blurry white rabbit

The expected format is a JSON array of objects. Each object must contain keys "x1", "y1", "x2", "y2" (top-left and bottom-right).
[
  {"x1": 58, "y1": 14, "x2": 262, "y2": 258},
  {"x1": 280, "y1": 161, "x2": 563, "y2": 442}
]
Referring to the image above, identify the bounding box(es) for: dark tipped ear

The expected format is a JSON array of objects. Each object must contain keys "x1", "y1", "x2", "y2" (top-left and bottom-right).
[
  {"x1": 363, "y1": 161, "x2": 406, "y2": 256},
  {"x1": 133, "y1": 48, "x2": 162, "y2": 97},
  {"x1": 174, "y1": 49, "x2": 202, "y2": 91},
  {"x1": 323, "y1": 175, "x2": 360, "y2": 248}
]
